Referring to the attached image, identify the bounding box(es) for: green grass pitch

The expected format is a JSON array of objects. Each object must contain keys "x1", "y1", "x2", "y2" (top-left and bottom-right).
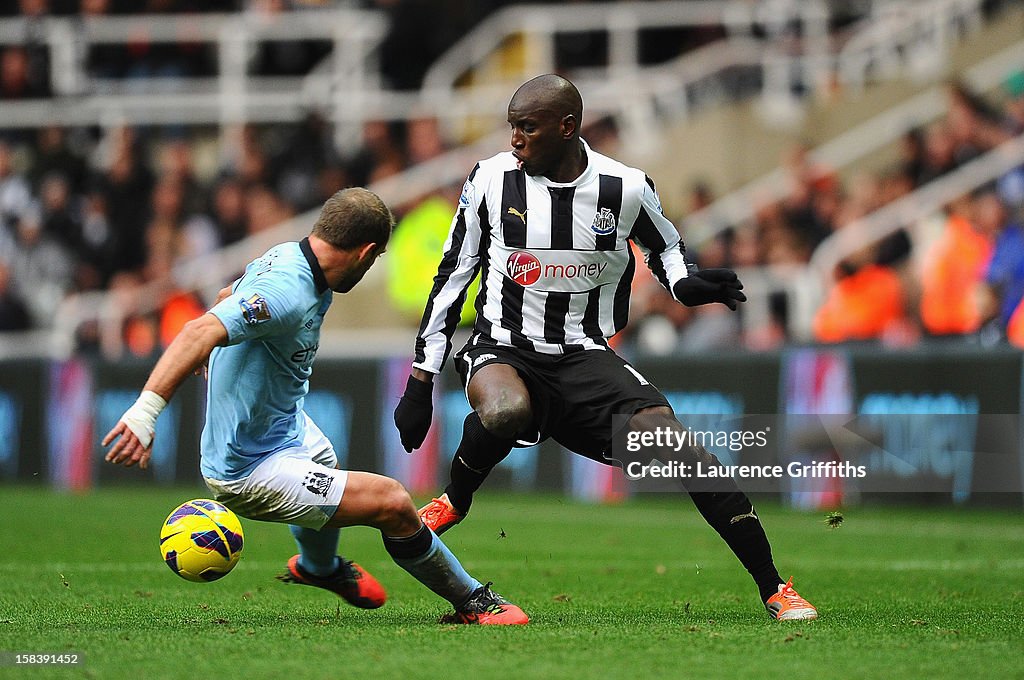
[{"x1": 1, "y1": 487, "x2": 1022, "y2": 679}]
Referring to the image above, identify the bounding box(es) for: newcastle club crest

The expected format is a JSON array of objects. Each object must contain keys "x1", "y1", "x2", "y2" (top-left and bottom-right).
[{"x1": 591, "y1": 207, "x2": 616, "y2": 235}]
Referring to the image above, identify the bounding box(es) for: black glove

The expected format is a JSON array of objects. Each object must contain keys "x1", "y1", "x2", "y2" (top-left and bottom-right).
[
  {"x1": 673, "y1": 268, "x2": 747, "y2": 310},
  {"x1": 394, "y1": 374, "x2": 433, "y2": 452}
]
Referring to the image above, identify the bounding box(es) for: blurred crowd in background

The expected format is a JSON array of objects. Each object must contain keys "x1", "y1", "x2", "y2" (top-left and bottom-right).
[
  {"x1": 628, "y1": 73, "x2": 1024, "y2": 353},
  {"x1": 1, "y1": 0, "x2": 1024, "y2": 358},
  {"x1": 0, "y1": 110, "x2": 469, "y2": 354}
]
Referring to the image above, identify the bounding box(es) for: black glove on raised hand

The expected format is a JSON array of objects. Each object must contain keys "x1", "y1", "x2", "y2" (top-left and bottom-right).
[
  {"x1": 394, "y1": 374, "x2": 434, "y2": 452},
  {"x1": 673, "y1": 268, "x2": 747, "y2": 310}
]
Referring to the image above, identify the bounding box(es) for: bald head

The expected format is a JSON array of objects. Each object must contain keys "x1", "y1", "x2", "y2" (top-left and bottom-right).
[
  {"x1": 510, "y1": 74, "x2": 583, "y2": 129},
  {"x1": 507, "y1": 74, "x2": 588, "y2": 181}
]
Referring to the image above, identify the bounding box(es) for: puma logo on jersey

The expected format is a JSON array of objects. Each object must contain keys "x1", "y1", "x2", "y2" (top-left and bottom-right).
[
  {"x1": 507, "y1": 207, "x2": 527, "y2": 224},
  {"x1": 729, "y1": 508, "x2": 759, "y2": 524}
]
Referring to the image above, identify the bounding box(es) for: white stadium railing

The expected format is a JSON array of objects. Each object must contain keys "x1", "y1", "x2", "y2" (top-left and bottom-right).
[
  {"x1": 421, "y1": 0, "x2": 832, "y2": 113},
  {"x1": 0, "y1": 1, "x2": 989, "y2": 160},
  {"x1": 1, "y1": 1, "x2": 980, "y2": 133},
  {"x1": 0, "y1": 2, "x2": 834, "y2": 145},
  {"x1": 681, "y1": 34, "x2": 1024, "y2": 248},
  {"x1": 0, "y1": 9, "x2": 390, "y2": 152},
  {"x1": 837, "y1": 0, "x2": 984, "y2": 91}
]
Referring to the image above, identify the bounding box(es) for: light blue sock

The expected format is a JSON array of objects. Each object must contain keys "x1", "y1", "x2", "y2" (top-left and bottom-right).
[
  {"x1": 289, "y1": 525, "x2": 340, "y2": 577},
  {"x1": 385, "y1": 528, "x2": 482, "y2": 606}
]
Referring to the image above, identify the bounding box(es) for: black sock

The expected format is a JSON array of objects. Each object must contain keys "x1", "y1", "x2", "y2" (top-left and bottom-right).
[
  {"x1": 382, "y1": 524, "x2": 433, "y2": 560},
  {"x1": 689, "y1": 490, "x2": 784, "y2": 604},
  {"x1": 444, "y1": 412, "x2": 515, "y2": 514},
  {"x1": 445, "y1": 465, "x2": 485, "y2": 516},
  {"x1": 652, "y1": 436, "x2": 784, "y2": 604}
]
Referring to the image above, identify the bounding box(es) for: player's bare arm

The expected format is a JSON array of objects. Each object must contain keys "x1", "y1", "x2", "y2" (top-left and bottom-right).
[
  {"x1": 102, "y1": 312, "x2": 229, "y2": 469},
  {"x1": 193, "y1": 285, "x2": 235, "y2": 377}
]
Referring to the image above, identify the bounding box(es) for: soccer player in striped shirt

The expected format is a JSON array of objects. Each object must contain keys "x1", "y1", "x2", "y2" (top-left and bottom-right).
[{"x1": 394, "y1": 75, "x2": 816, "y2": 621}]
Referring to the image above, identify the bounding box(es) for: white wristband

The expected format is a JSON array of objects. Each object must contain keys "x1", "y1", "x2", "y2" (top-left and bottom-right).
[{"x1": 120, "y1": 390, "x2": 167, "y2": 449}]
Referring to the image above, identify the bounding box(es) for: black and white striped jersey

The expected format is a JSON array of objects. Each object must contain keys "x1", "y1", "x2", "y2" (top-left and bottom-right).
[{"x1": 413, "y1": 139, "x2": 691, "y2": 375}]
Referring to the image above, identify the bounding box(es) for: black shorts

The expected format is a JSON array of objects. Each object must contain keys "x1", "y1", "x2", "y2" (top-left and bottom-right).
[{"x1": 454, "y1": 336, "x2": 670, "y2": 461}]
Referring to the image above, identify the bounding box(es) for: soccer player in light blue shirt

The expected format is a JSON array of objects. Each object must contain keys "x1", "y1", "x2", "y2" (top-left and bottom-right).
[
  {"x1": 103, "y1": 188, "x2": 528, "y2": 625},
  {"x1": 200, "y1": 234, "x2": 333, "y2": 483}
]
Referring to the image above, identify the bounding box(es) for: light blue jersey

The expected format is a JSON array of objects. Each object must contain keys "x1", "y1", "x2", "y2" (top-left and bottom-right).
[{"x1": 201, "y1": 238, "x2": 333, "y2": 481}]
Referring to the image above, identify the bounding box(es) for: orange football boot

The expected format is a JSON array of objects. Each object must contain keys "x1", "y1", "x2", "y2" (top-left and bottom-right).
[
  {"x1": 441, "y1": 582, "x2": 529, "y2": 625},
  {"x1": 279, "y1": 555, "x2": 387, "y2": 609},
  {"x1": 418, "y1": 493, "x2": 465, "y2": 535},
  {"x1": 765, "y1": 577, "x2": 817, "y2": 620}
]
